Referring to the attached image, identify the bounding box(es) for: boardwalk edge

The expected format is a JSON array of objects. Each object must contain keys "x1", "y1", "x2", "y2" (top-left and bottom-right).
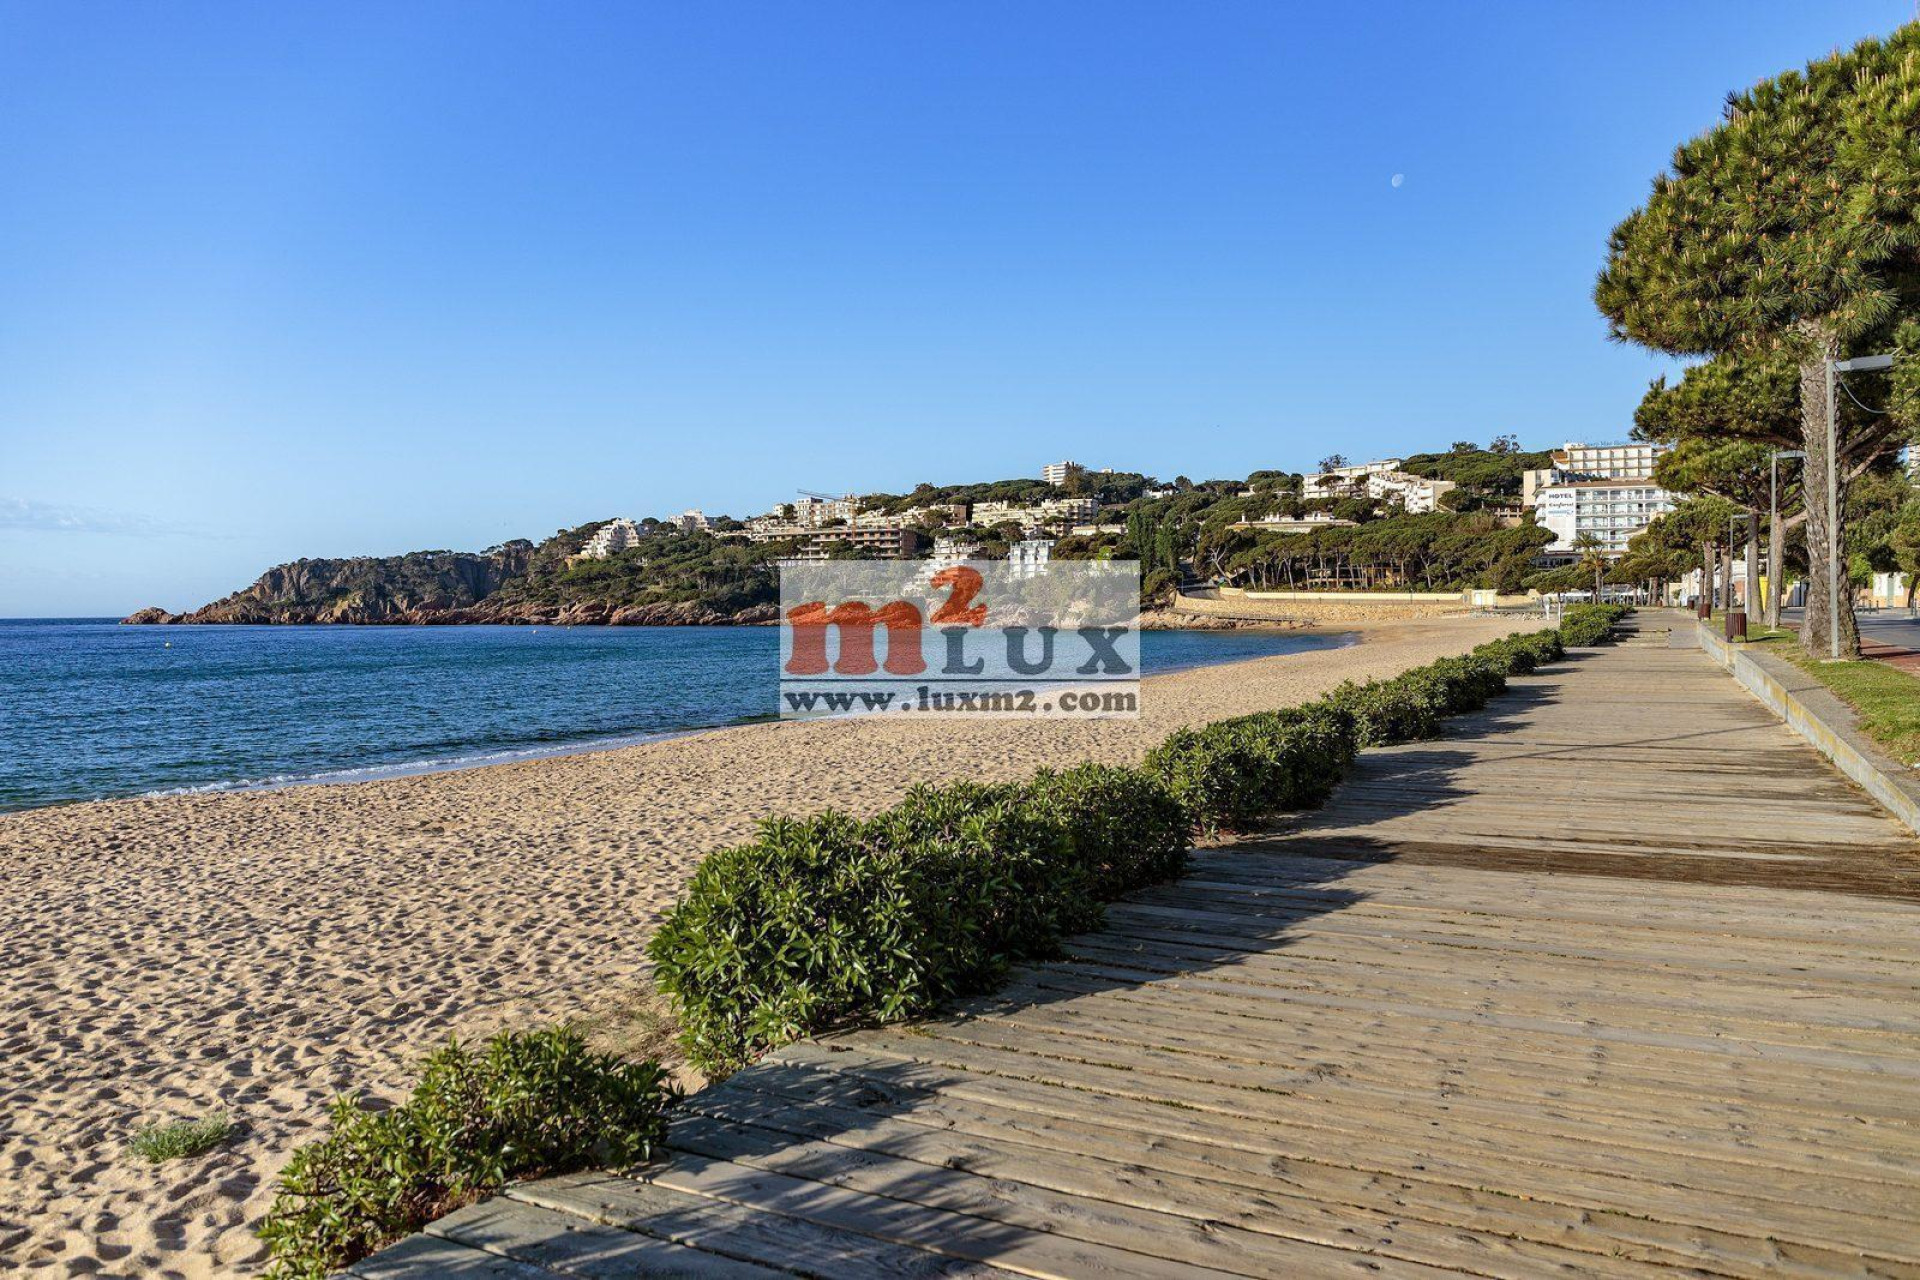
[{"x1": 1695, "y1": 618, "x2": 1920, "y2": 837}]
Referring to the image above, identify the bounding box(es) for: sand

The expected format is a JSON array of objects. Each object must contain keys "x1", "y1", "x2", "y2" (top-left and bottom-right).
[{"x1": 0, "y1": 614, "x2": 1519, "y2": 1278}]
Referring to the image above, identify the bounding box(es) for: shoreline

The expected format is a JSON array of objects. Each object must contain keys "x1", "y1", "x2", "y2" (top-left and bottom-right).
[
  {"x1": 0, "y1": 613, "x2": 1521, "y2": 1278},
  {"x1": 4, "y1": 623, "x2": 1350, "y2": 817}
]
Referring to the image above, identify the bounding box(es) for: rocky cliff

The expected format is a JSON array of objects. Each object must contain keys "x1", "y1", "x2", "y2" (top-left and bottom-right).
[{"x1": 122, "y1": 529, "x2": 783, "y2": 626}]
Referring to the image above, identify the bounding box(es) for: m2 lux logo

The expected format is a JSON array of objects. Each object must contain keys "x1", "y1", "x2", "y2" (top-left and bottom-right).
[{"x1": 778, "y1": 561, "x2": 1141, "y2": 719}]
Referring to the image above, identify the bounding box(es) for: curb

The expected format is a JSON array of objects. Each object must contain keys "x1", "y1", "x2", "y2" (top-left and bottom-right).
[{"x1": 1694, "y1": 619, "x2": 1920, "y2": 837}]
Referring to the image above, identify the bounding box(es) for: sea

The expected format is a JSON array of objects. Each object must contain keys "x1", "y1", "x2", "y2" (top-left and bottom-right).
[{"x1": 0, "y1": 620, "x2": 1348, "y2": 813}]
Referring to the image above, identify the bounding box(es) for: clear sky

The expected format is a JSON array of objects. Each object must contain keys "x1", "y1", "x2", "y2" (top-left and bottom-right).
[{"x1": 1, "y1": 1, "x2": 1910, "y2": 615}]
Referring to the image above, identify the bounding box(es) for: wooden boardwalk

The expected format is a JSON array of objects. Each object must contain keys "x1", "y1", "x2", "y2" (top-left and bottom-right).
[{"x1": 355, "y1": 619, "x2": 1920, "y2": 1279}]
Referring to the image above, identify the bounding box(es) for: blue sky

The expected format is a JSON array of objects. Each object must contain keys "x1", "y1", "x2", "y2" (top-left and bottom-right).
[{"x1": 1, "y1": 1, "x2": 1909, "y2": 615}]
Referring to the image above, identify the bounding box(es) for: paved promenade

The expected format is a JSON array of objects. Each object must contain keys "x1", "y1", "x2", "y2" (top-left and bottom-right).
[{"x1": 356, "y1": 620, "x2": 1920, "y2": 1278}]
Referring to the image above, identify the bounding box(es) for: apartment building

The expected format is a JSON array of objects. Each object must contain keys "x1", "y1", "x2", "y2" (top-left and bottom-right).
[
  {"x1": 1007, "y1": 538, "x2": 1054, "y2": 579},
  {"x1": 1301, "y1": 459, "x2": 1404, "y2": 502},
  {"x1": 1536, "y1": 480, "x2": 1677, "y2": 556},
  {"x1": 1523, "y1": 440, "x2": 1667, "y2": 506},
  {"x1": 1229, "y1": 513, "x2": 1358, "y2": 534},
  {"x1": 764, "y1": 526, "x2": 924, "y2": 561},
  {"x1": 971, "y1": 497, "x2": 1099, "y2": 531},
  {"x1": 1042, "y1": 461, "x2": 1079, "y2": 486},
  {"x1": 1366, "y1": 470, "x2": 1455, "y2": 514},
  {"x1": 578, "y1": 517, "x2": 645, "y2": 559}
]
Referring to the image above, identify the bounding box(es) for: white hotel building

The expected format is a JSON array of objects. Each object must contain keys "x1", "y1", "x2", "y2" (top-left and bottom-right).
[
  {"x1": 1523, "y1": 440, "x2": 1675, "y2": 557},
  {"x1": 1535, "y1": 481, "x2": 1677, "y2": 556}
]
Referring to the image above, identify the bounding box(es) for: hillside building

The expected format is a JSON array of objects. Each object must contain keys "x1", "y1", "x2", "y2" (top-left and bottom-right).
[
  {"x1": 1007, "y1": 538, "x2": 1054, "y2": 579},
  {"x1": 579, "y1": 517, "x2": 645, "y2": 559},
  {"x1": 970, "y1": 497, "x2": 1098, "y2": 532},
  {"x1": 1365, "y1": 470, "x2": 1455, "y2": 514},
  {"x1": 1302, "y1": 459, "x2": 1404, "y2": 502}
]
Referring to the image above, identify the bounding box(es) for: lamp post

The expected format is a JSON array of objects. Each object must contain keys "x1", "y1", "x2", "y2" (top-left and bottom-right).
[
  {"x1": 1825, "y1": 353, "x2": 1894, "y2": 660},
  {"x1": 1727, "y1": 513, "x2": 1752, "y2": 641},
  {"x1": 1768, "y1": 449, "x2": 1805, "y2": 631}
]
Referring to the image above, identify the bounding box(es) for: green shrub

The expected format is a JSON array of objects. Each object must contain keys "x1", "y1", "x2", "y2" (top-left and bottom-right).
[
  {"x1": 1146, "y1": 705, "x2": 1357, "y2": 832},
  {"x1": 1022, "y1": 762, "x2": 1191, "y2": 898},
  {"x1": 1324, "y1": 674, "x2": 1447, "y2": 747},
  {"x1": 1414, "y1": 654, "x2": 1508, "y2": 714},
  {"x1": 1560, "y1": 603, "x2": 1628, "y2": 647},
  {"x1": 128, "y1": 1113, "x2": 234, "y2": 1164},
  {"x1": 648, "y1": 775, "x2": 1176, "y2": 1075},
  {"x1": 258, "y1": 1028, "x2": 674, "y2": 1280},
  {"x1": 1472, "y1": 632, "x2": 1541, "y2": 675}
]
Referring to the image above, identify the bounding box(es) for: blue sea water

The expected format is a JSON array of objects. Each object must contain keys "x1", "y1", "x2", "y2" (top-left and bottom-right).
[{"x1": 0, "y1": 620, "x2": 1347, "y2": 813}]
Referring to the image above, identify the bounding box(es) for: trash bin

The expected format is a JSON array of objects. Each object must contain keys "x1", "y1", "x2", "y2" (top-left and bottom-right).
[{"x1": 1726, "y1": 609, "x2": 1748, "y2": 642}]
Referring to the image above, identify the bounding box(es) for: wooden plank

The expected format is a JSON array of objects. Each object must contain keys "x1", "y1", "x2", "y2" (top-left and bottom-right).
[
  {"x1": 989, "y1": 962, "x2": 1920, "y2": 1114},
  {"x1": 427, "y1": 1195, "x2": 791, "y2": 1277},
  {"x1": 819, "y1": 1033, "x2": 1920, "y2": 1257},
  {"x1": 348, "y1": 1230, "x2": 563, "y2": 1279},
  {"x1": 659, "y1": 1115, "x2": 1479, "y2": 1280},
  {"x1": 683, "y1": 1076, "x2": 1685, "y2": 1279},
  {"x1": 636, "y1": 1151, "x2": 1259, "y2": 1279},
  {"x1": 1053, "y1": 934, "x2": 1920, "y2": 1044},
  {"x1": 1016, "y1": 956, "x2": 1920, "y2": 1081},
  {"x1": 505, "y1": 1173, "x2": 1018, "y2": 1277},
  {"x1": 1097, "y1": 901, "x2": 1920, "y2": 993},
  {"x1": 721, "y1": 1056, "x2": 1881, "y2": 1280},
  {"x1": 973, "y1": 971, "x2": 1920, "y2": 1127},
  {"x1": 960, "y1": 985, "x2": 1920, "y2": 1162},
  {"x1": 909, "y1": 1017, "x2": 1920, "y2": 1201}
]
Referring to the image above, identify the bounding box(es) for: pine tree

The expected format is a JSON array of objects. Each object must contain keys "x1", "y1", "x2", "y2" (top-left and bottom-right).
[{"x1": 1595, "y1": 25, "x2": 1920, "y2": 657}]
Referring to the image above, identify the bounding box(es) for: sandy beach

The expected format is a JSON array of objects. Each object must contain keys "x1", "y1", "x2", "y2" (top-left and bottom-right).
[{"x1": 0, "y1": 615, "x2": 1519, "y2": 1278}]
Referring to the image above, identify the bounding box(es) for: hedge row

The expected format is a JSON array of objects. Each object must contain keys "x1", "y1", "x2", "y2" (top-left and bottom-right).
[
  {"x1": 647, "y1": 763, "x2": 1189, "y2": 1074},
  {"x1": 1558, "y1": 602, "x2": 1630, "y2": 647},
  {"x1": 652, "y1": 613, "x2": 1617, "y2": 1075}
]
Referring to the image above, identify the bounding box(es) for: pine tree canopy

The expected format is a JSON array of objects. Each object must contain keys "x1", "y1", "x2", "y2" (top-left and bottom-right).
[
  {"x1": 1595, "y1": 24, "x2": 1920, "y2": 356},
  {"x1": 1633, "y1": 354, "x2": 1801, "y2": 448}
]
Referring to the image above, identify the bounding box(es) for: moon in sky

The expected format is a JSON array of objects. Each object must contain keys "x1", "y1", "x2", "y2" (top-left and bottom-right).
[{"x1": 1391, "y1": 173, "x2": 1405, "y2": 188}]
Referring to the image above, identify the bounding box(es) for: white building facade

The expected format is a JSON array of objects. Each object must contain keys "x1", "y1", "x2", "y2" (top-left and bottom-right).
[
  {"x1": 1365, "y1": 470, "x2": 1455, "y2": 514},
  {"x1": 971, "y1": 497, "x2": 1098, "y2": 531},
  {"x1": 1007, "y1": 538, "x2": 1054, "y2": 579},
  {"x1": 1524, "y1": 440, "x2": 1668, "y2": 506},
  {"x1": 579, "y1": 517, "x2": 645, "y2": 559},
  {"x1": 1536, "y1": 480, "x2": 1677, "y2": 556},
  {"x1": 1302, "y1": 459, "x2": 1404, "y2": 502}
]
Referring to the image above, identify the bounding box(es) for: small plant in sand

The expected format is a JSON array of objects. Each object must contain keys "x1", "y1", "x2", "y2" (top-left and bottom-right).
[{"x1": 128, "y1": 1113, "x2": 235, "y2": 1163}]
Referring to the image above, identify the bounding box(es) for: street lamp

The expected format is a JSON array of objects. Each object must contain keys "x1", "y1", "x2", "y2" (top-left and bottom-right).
[
  {"x1": 1769, "y1": 448, "x2": 1805, "y2": 631},
  {"x1": 1727, "y1": 512, "x2": 1753, "y2": 640},
  {"x1": 1826, "y1": 353, "x2": 1895, "y2": 660}
]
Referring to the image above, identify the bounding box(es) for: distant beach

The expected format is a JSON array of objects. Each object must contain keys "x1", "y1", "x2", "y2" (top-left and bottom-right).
[{"x1": 0, "y1": 614, "x2": 1518, "y2": 1277}]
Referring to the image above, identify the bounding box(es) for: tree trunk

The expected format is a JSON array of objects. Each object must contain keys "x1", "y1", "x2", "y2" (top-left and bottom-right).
[
  {"x1": 1701, "y1": 540, "x2": 1714, "y2": 612},
  {"x1": 1797, "y1": 329, "x2": 1861, "y2": 658}
]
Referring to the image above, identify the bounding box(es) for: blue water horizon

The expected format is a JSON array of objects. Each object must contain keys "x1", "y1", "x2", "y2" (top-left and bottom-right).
[{"x1": 0, "y1": 619, "x2": 1348, "y2": 813}]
